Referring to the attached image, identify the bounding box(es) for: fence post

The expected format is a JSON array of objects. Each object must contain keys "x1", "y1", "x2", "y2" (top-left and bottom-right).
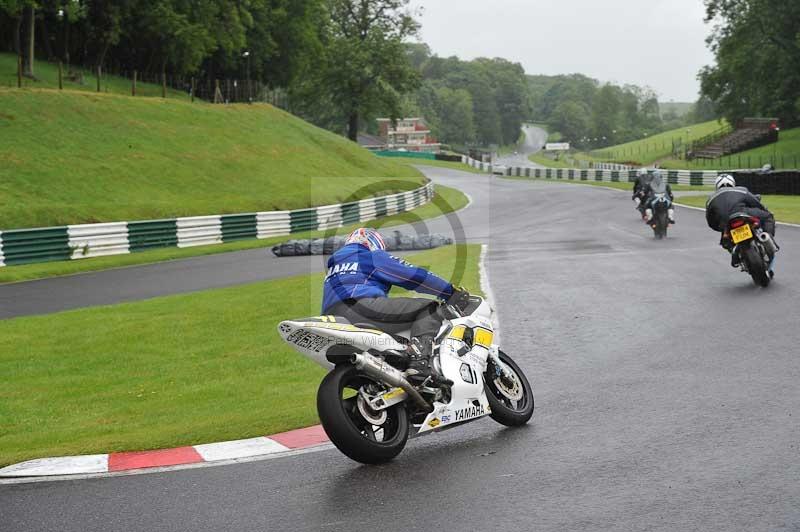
[
  {"x1": 58, "y1": 61, "x2": 63, "y2": 90},
  {"x1": 191, "y1": 77, "x2": 195, "y2": 102},
  {"x1": 161, "y1": 72, "x2": 166, "y2": 98},
  {"x1": 132, "y1": 70, "x2": 137, "y2": 96},
  {"x1": 96, "y1": 65, "x2": 101, "y2": 92},
  {"x1": 17, "y1": 54, "x2": 22, "y2": 87}
]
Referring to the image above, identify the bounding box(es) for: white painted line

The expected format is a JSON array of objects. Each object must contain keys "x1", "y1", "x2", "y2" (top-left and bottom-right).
[
  {"x1": 0, "y1": 454, "x2": 109, "y2": 477},
  {"x1": 479, "y1": 244, "x2": 501, "y2": 345},
  {"x1": 193, "y1": 437, "x2": 289, "y2": 462}
]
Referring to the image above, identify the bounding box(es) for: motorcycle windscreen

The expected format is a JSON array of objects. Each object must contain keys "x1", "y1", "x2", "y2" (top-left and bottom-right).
[{"x1": 649, "y1": 176, "x2": 667, "y2": 194}]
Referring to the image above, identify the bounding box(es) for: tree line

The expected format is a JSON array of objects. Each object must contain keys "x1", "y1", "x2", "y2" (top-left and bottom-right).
[
  {"x1": 400, "y1": 43, "x2": 529, "y2": 148},
  {"x1": 699, "y1": 0, "x2": 800, "y2": 129},
  {"x1": 8, "y1": 0, "x2": 788, "y2": 151}
]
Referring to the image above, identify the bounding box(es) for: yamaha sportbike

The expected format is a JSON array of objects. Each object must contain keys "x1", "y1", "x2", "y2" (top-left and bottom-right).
[
  {"x1": 725, "y1": 212, "x2": 778, "y2": 287},
  {"x1": 278, "y1": 296, "x2": 534, "y2": 463}
]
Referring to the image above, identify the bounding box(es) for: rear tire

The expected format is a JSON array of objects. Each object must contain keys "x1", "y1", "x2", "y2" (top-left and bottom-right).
[
  {"x1": 317, "y1": 364, "x2": 409, "y2": 464},
  {"x1": 744, "y1": 245, "x2": 770, "y2": 287},
  {"x1": 484, "y1": 350, "x2": 534, "y2": 427}
]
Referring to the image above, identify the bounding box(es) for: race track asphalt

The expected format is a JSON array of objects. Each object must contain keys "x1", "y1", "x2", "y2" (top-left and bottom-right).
[
  {"x1": 2, "y1": 170, "x2": 799, "y2": 531},
  {"x1": 495, "y1": 124, "x2": 548, "y2": 168}
]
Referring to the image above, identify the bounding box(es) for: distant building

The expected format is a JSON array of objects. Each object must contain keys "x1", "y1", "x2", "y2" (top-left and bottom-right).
[{"x1": 376, "y1": 118, "x2": 441, "y2": 153}]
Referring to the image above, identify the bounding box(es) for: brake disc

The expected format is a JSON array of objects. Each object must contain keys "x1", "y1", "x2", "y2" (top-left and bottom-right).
[
  {"x1": 494, "y1": 370, "x2": 523, "y2": 401},
  {"x1": 357, "y1": 393, "x2": 388, "y2": 425}
]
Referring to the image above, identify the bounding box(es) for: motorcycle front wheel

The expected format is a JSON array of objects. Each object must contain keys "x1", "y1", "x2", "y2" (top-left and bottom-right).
[
  {"x1": 484, "y1": 350, "x2": 534, "y2": 427},
  {"x1": 654, "y1": 209, "x2": 668, "y2": 239},
  {"x1": 317, "y1": 364, "x2": 409, "y2": 464}
]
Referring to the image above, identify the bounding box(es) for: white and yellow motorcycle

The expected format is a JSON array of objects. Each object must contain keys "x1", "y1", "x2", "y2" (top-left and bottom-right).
[{"x1": 278, "y1": 296, "x2": 534, "y2": 464}]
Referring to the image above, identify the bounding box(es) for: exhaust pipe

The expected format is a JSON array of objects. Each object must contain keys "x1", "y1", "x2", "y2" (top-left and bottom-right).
[
  {"x1": 353, "y1": 353, "x2": 433, "y2": 413},
  {"x1": 758, "y1": 232, "x2": 778, "y2": 256}
]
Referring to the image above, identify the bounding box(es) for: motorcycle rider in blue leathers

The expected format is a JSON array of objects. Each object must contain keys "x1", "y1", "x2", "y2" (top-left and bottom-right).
[{"x1": 322, "y1": 228, "x2": 470, "y2": 383}]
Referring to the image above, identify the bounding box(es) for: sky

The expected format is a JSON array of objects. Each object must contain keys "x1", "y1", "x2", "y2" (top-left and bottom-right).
[{"x1": 408, "y1": 0, "x2": 716, "y2": 102}]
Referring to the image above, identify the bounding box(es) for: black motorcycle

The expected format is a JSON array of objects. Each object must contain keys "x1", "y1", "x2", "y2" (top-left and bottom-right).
[
  {"x1": 643, "y1": 178, "x2": 674, "y2": 240},
  {"x1": 725, "y1": 212, "x2": 777, "y2": 287}
]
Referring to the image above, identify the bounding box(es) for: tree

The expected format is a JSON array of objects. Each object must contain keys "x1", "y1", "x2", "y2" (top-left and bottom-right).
[
  {"x1": 432, "y1": 86, "x2": 475, "y2": 145},
  {"x1": 0, "y1": 0, "x2": 36, "y2": 74},
  {"x1": 317, "y1": 0, "x2": 421, "y2": 140},
  {"x1": 700, "y1": 0, "x2": 800, "y2": 126},
  {"x1": 551, "y1": 100, "x2": 590, "y2": 146}
]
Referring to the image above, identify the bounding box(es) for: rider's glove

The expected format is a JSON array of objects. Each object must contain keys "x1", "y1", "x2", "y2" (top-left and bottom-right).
[{"x1": 447, "y1": 286, "x2": 471, "y2": 312}]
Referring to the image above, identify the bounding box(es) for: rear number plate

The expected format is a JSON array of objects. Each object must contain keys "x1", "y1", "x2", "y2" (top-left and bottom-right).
[{"x1": 731, "y1": 225, "x2": 753, "y2": 244}]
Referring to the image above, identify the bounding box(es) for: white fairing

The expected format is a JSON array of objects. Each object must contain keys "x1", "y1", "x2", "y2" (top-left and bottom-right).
[
  {"x1": 278, "y1": 296, "x2": 497, "y2": 433},
  {"x1": 277, "y1": 319, "x2": 406, "y2": 369},
  {"x1": 417, "y1": 298, "x2": 495, "y2": 433}
]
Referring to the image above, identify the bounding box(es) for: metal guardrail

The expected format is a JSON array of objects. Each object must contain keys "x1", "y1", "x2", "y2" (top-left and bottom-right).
[
  {"x1": 0, "y1": 183, "x2": 434, "y2": 268},
  {"x1": 504, "y1": 165, "x2": 724, "y2": 186}
]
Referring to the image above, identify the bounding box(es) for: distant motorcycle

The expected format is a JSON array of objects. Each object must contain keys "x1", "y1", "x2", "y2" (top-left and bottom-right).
[
  {"x1": 643, "y1": 178, "x2": 675, "y2": 239},
  {"x1": 724, "y1": 212, "x2": 777, "y2": 287}
]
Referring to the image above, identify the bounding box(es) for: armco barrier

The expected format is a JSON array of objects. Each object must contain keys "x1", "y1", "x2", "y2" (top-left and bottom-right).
[
  {"x1": 505, "y1": 166, "x2": 725, "y2": 186},
  {"x1": 505, "y1": 165, "x2": 800, "y2": 192},
  {"x1": 0, "y1": 183, "x2": 434, "y2": 268}
]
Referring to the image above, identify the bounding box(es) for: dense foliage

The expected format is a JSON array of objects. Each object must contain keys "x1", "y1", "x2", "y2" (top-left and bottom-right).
[
  {"x1": 400, "y1": 44, "x2": 529, "y2": 148},
  {"x1": 699, "y1": 0, "x2": 800, "y2": 127},
  {"x1": 525, "y1": 73, "x2": 697, "y2": 150}
]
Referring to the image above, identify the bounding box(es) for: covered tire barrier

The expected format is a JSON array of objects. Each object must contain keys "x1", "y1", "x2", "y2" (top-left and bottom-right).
[{"x1": 271, "y1": 230, "x2": 453, "y2": 257}]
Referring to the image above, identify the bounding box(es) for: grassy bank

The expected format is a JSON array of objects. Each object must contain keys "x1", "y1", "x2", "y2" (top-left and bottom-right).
[
  {"x1": 0, "y1": 243, "x2": 482, "y2": 467},
  {"x1": 0, "y1": 184, "x2": 469, "y2": 284},
  {"x1": 0, "y1": 88, "x2": 423, "y2": 229},
  {"x1": 574, "y1": 120, "x2": 726, "y2": 166},
  {"x1": 1, "y1": 53, "x2": 189, "y2": 99},
  {"x1": 675, "y1": 195, "x2": 800, "y2": 225},
  {"x1": 660, "y1": 128, "x2": 800, "y2": 170}
]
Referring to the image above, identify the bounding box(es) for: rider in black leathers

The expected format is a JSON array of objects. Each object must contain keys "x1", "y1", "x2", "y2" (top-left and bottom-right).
[
  {"x1": 632, "y1": 168, "x2": 653, "y2": 217},
  {"x1": 642, "y1": 171, "x2": 675, "y2": 224},
  {"x1": 705, "y1": 174, "x2": 777, "y2": 266}
]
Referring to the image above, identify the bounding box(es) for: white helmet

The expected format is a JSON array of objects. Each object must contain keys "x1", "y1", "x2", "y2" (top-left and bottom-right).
[
  {"x1": 638, "y1": 167, "x2": 649, "y2": 176},
  {"x1": 715, "y1": 174, "x2": 736, "y2": 189}
]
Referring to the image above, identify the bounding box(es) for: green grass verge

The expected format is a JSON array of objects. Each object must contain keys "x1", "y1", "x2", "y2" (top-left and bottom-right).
[
  {"x1": 1, "y1": 53, "x2": 190, "y2": 99},
  {"x1": 659, "y1": 128, "x2": 800, "y2": 170},
  {"x1": 387, "y1": 157, "x2": 484, "y2": 174},
  {"x1": 675, "y1": 195, "x2": 800, "y2": 225},
  {"x1": 0, "y1": 88, "x2": 423, "y2": 229},
  {"x1": 528, "y1": 153, "x2": 571, "y2": 168},
  {"x1": 0, "y1": 244, "x2": 482, "y2": 467},
  {"x1": 0, "y1": 184, "x2": 469, "y2": 284}
]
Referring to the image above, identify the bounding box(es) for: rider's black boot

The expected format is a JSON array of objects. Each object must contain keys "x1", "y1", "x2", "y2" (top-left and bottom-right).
[{"x1": 405, "y1": 336, "x2": 452, "y2": 386}]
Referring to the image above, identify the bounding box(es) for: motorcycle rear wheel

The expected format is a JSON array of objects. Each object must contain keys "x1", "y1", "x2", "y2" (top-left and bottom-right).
[
  {"x1": 317, "y1": 364, "x2": 409, "y2": 464},
  {"x1": 744, "y1": 245, "x2": 770, "y2": 287},
  {"x1": 484, "y1": 350, "x2": 534, "y2": 427}
]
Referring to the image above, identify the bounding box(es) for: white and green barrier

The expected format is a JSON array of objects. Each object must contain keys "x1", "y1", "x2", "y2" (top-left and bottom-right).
[
  {"x1": 462, "y1": 156, "x2": 493, "y2": 172},
  {"x1": 504, "y1": 166, "x2": 723, "y2": 186},
  {"x1": 0, "y1": 183, "x2": 434, "y2": 268}
]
